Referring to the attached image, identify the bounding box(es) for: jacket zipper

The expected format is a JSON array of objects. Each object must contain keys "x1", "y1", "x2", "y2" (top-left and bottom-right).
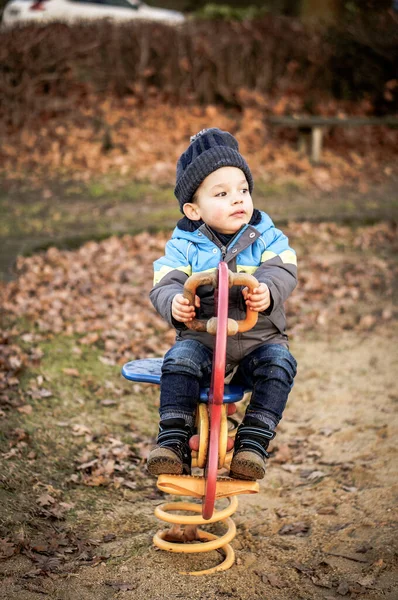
[
  {"x1": 225, "y1": 227, "x2": 245, "y2": 255},
  {"x1": 203, "y1": 225, "x2": 246, "y2": 262}
]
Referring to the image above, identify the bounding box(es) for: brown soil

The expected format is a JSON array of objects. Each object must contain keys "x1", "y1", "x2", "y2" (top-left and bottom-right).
[{"x1": 1, "y1": 325, "x2": 397, "y2": 600}]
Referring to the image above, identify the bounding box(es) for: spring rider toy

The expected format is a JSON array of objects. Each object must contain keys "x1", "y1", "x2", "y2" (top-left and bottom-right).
[{"x1": 122, "y1": 262, "x2": 261, "y2": 575}]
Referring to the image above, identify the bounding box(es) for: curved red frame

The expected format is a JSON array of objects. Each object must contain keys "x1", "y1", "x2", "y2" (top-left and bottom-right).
[{"x1": 202, "y1": 261, "x2": 229, "y2": 520}]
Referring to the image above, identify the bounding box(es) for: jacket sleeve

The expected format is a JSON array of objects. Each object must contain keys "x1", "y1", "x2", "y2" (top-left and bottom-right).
[
  {"x1": 149, "y1": 238, "x2": 192, "y2": 328},
  {"x1": 254, "y1": 219, "x2": 297, "y2": 314}
]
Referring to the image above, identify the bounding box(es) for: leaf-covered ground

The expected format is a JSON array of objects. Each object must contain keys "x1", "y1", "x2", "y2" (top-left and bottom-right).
[
  {"x1": 2, "y1": 101, "x2": 397, "y2": 192},
  {"x1": 0, "y1": 222, "x2": 397, "y2": 599}
]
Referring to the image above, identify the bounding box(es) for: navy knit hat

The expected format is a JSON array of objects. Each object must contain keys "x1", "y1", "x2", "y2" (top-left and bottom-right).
[{"x1": 174, "y1": 128, "x2": 253, "y2": 212}]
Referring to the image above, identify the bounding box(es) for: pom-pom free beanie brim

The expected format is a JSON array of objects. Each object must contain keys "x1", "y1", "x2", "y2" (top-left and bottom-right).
[{"x1": 174, "y1": 128, "x2": 253, "y2": 212}]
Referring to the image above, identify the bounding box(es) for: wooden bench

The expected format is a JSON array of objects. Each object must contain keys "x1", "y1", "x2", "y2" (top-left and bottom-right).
[{"x1": 268, "y1": 116, "x2": 398, "y2": 163}]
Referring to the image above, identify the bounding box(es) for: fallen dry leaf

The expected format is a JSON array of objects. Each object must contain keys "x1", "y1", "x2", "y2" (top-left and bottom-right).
[
  {"x1": 105, "y1": 581, "x2": 138, "y2": 591},
  {"x1": 261, "y1": 573, "x2": 286, "y2": 588},
  {"x1": 17, "y1": 405, "x2": 33, "y2": 415},
  {"x1": 71, "y1": 424, "x2": 92, "y2": 436},
  {"x1": 273, "y1": 444, "x2": 292, "y2": 464},
  {"x1": 36, "y1": 494, "x2": 56, "y2": 507},
  {"x1": 317, "y1": 506, "x2": 337, "y2": 515},
  {"x1": 279, "y1": 522, "x2": 311, "y2": 536},
  {"x1": 0, "y1": 538, "x2": 16, "y2": 559},
  {"x1": 62, "y1": 368, "x2": 80, "y2": 377}
]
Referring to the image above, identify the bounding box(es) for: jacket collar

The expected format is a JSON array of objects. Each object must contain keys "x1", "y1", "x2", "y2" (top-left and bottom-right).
[
  {"x1": 176, "y1": 208, "x2": 262, "y2": 232},
  {"x1": 199, "y1": 222, "x2": 261, "y2": 262}
]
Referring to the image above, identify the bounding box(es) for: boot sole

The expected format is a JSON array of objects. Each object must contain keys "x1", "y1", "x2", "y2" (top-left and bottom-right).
[
  {"x1": 147, "y1": 447, "x2": 183, "y2": 476},
  {"x1": 229, "y1": 450, "x2": 266, "y2": 481}
]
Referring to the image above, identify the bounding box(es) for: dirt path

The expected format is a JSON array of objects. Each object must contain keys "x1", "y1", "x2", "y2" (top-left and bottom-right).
[{"x1": 1, "y1": 326, "x2": 397, "y2": 600}]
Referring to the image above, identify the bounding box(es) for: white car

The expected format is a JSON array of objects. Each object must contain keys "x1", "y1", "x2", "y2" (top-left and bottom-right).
[{"x1": 1, "y1": 0, "x2": 185, "y2": 27}]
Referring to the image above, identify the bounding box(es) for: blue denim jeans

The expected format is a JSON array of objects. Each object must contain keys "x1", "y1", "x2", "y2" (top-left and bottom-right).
[{"x1": 160, "y1": 340, "x2": 297, "y2": 428}]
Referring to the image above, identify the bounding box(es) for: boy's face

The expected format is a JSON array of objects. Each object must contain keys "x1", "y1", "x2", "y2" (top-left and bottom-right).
[{"x1": 183, "y1": 167, "x2": 254, "y2": 234}]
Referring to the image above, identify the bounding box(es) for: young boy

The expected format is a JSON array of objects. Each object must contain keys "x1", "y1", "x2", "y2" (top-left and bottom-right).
[{"x1": 148, "y1": 128, "x2": 297, "y2": 481}]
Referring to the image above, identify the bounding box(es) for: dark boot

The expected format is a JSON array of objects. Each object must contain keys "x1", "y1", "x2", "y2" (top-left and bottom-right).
[
  {"x1": 229, "y1": 416, "x2": 275, "y2": 481},
  {"x1": 147, "y1": 418, "x2": 193, "y2": 476}
]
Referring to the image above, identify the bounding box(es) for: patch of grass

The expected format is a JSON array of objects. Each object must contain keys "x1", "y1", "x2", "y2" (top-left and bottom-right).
[
  {"x1": 0, "y1": 325, "x2": 160, "y2": 540},
  {"x1": 0, "y1": 177, "x2": 176, "y2": 242},
  {"x1": 18, "y1": 332, "x2": 159, "y2": 434},
  {"x1": 86, "y1": 181, "x2": 109, "y2": 198},
  {"x1": 255, "y1": 179, "x2": 304, "y2": 198},
  {"x1": 150, "y1": 207, "x2": 181, "y2": 227}
]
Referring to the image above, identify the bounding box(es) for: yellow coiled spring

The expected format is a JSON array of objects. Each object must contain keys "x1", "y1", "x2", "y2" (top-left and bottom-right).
[
  {"x1": 154, "y1": 495, "x2": 238, "y2": 576},
  {"x1": 152, "y1": 406, "x2": 259, "y2": 576}
]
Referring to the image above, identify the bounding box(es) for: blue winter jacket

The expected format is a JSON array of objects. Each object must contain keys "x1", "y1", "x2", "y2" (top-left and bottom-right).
[{"x1": 150, "y1": 210, "x2": 297, "y2": 365}]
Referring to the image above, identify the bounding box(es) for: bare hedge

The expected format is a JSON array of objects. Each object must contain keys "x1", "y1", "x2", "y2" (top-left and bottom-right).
[{"x1": 1, "y1": 13, "x2": 397, "y2": 129}]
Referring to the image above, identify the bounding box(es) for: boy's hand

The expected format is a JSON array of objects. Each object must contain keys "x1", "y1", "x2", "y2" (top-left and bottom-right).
[
  {"x1": 242, "y1": 283, "x2": 271, "y2": 312},
  {"x1": 172, "y1": 293, "x2": 201, "y2": 322}
]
